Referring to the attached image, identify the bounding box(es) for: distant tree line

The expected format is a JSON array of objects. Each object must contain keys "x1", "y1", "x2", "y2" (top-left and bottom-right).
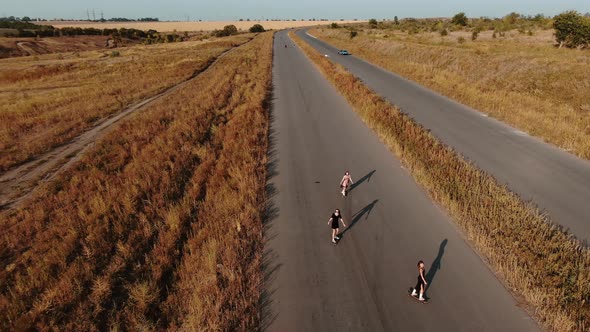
[
  {"x1": 0, "y1": 17, "x2": 182, "y2": 44},
  {"x1": 0, "y1": 17, "x2": 174, "y2": 41},
  {"x1": 359, "y1": 11, "x2": 589, "y2": 47}
]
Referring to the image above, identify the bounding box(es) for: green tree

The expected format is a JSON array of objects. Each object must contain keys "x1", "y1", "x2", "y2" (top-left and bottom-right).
[
  {"x1": 553, "y1": 11, "x2": 590, "y2": 48},
  {"x1": 369, "y1": 18, "x2": 378, "y2": 27},
  {"x1": 249, "y1": 24, "x2": 265, "y2": 33},
  {"x1": 451, "y1": 12, "x2": 468, "y2": 26},
  {"x1": 394, "y1": 16, "x2": 399, "y2": 25}
]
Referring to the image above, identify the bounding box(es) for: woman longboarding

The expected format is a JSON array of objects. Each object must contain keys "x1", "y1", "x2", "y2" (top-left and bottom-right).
[
  {"x1": 340, "y1": 171, "x2": 354, "y2": 196},
  {"x1": 410, "y1": 260, "x2": 428, "y2": 302},
  {"x1": 328, "y1": 209, "x2": 346, "y2": 244}
]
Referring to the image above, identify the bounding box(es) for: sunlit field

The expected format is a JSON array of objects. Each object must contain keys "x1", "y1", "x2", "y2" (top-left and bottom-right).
[
  {"x1": 0, "y1": 34, "x2": 251, "y2": 171},
  {"x1": 0, "y1": 31, "x2": 273, "y2": 331}
]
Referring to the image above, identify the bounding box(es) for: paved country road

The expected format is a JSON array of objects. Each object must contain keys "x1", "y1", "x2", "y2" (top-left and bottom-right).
[
  {"x1": 297, "y1": 29, "x2": 590, "y2": 244},
  {"x1": 263, "y1": 30, "x2": 538, "y2": 332}
]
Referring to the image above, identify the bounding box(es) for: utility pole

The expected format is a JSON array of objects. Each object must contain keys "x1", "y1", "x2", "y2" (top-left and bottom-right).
[
  {"x1": 92, "y1": 9, "x2": 96, "y2": 21},
  {"x1": 86, "y1": 9, "x2": 90, "y2": 21},
  {"x1": 100, "y1": 10, "x2": 104, "y2": 21}
]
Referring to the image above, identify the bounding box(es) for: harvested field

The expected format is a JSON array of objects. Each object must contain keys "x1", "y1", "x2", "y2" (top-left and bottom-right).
[
  {"x1": 46, "y1": 20, "x2": 363, "y2": 32},
  {"x1": 0, "y1": 31, "x2": 273, "y2": 330},
  {"x1": 311, "y1": 26, "x2": 590, "y2": 160},
  {"x1": 292, "y1": 30, "x2": 590, "y2": 332},
  {"x1": 0, "y1": 36, "x2": 130, "y2": 58},
  {"x1": 0, "y1": 34, "x2": 252, "y2": 172}
]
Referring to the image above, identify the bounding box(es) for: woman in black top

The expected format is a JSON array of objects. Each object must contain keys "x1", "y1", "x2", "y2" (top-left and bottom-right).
[
  {"x1": 328, "y1": 209, "x2": 346, "y2": 243},
  {"x1": 411, "y1": 260, "x2": 428, "y2": 301}
]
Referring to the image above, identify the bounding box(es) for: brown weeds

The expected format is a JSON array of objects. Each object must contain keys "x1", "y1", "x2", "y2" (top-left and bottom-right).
[
  {"x1": 0, "y1": 31, "x2": 273, "y2": 330},
  {"x1": 292, "y1": 31, "x2": 590, "y2": 332}
]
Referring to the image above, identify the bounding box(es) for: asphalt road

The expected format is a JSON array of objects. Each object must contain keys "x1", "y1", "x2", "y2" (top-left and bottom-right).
[
  {"x1": 297, "y1": 29, "x2": 590, "y2": 244},
  {"x1": 263, "y1": 30, "x2": 538, "y2": 332}
]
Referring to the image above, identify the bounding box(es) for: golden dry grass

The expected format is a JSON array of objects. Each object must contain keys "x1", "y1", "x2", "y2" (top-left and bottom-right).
[
  {"x1": 46, "y1": 20, "x2": 363, "y2": 32},
  {"x1": 292, "y1": 31, "x2": 590, "y2": 332},
  {"x1": 0, "y1": 31, "x2": 273, "y2": 330},
  {"x1": 311, "y1": 27, "x2": 590, "y2": 159},
  {"x1": 0, "y1": 34, "x2": 252, "y2": 172}
]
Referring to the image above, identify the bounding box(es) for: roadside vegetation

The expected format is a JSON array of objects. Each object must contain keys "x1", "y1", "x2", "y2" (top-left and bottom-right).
[
  {"x1": 0, "y1": 34, "x2": 252, "y2": 172},
  {"x1": 0, "y1": 31, "x2": 273, "y2": 330},
  {"x1": 292, "y1": 31, "x2": 590, "y2": 332},
  {"x1": 312, "y1": 11, "x2": 590, "y2": 160}
]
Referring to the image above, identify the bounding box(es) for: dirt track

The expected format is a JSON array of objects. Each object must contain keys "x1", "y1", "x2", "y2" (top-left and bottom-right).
[{"x1": 0, "y1": 39, "x2": 250, "y2": 211}]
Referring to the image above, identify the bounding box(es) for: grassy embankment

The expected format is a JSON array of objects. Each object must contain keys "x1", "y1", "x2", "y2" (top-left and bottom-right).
[
  {"x1": 291, "y1": 31, "x2": 589, "y2": 332},
  {"x1": 311, "y1": 26, "x2": 590, "y2": 160},
  {"x1": 0, "y1": 31, "x2": 273, "y2": 330},
  {"x1": 0, "y1": 34, "x2": 252, "y2": 172}
]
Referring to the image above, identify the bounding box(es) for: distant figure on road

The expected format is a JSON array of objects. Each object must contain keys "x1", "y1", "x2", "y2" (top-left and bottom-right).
[
  {"x1": 328, "y1": 209, "x2": 346, "y2": 244},
  {"x1": 340, "y1": 171, "x2": 354, "y2": 196},
  {"x1": 411, "y1": 260, "x2": 428, "y2": 301}
]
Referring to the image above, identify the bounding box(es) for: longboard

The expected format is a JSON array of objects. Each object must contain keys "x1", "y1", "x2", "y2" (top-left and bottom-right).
[{"x1": 407, "y1": 288, "x2": 428, "y2": 304}]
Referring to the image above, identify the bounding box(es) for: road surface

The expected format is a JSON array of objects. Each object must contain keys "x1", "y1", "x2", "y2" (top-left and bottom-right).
[
  {"x1": 297, "y1": 29, "x2": 590, "y2": 244},
  {"x1": 263, "y1": 30, "x2": 538, "y2": 332}
]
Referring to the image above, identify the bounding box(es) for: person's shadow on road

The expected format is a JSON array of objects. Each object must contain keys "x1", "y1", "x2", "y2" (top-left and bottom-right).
[
  {"x1": 348, "y1": 170, "x2": 376, "y2": 194},
  {"x1": 340, "y1": 199, "x2": 379, "y2": 238},
  {"x1": 425, "y1": 239, "x2": 448, "y2": 292}
]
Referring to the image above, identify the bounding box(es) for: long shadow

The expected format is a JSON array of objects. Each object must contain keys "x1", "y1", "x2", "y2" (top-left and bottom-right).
[
  {"x1": 340, "y1": 199, "x2": 379, "y2": 237},
  {"x1": 260, "y1": 83, "x2": 281, "y2": 331},
  {"x1": 425, "y1": 239, "x2": 448, "y2": 292},
  {"x1": 347, "y1": 170, "x2": 376, "y2": 194}
]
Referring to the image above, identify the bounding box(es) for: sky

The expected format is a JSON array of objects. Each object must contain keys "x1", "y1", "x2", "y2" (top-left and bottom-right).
[{"x1": 3, "y1": 0, "x2": 589, "y2": 21}]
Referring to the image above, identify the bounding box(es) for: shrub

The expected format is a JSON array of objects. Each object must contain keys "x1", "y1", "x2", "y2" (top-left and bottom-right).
[
  {"x1": 504, "y1": 12, "x2": 521, "y2": 25},
  {"x1": 215, "y1": 24, "x2": 238, "y2": 37},
  {"x1": 439, "y1": 28, "x2": 448, "y2": 36},
  {"x1": 451, "y1": 12, "x2": 468, "y2": 26},
  {"x1": 349, "y1": 30, "x2": 358, "y2": 39},
  {"x1": 554, "y1": 11, "x2": 590, "y2": 48},
  {"x1": 330, "y1": 22, "x2": 340, "y2": 29},
  {"x1": 249, "y1": 24, "x2": 265, "y2": 33},
  {"x1": 369, "y1": 18, "x2": 378, "y2": 28},
  {"x1": 110, "y1": 50, "x2": 120, "y2": 57},
  {"x1": 471, "y1": 29, "x2": 480, "y2": 41},
  {"x1": 457, "y1": 36, "x2": 466, "y2": 43}
]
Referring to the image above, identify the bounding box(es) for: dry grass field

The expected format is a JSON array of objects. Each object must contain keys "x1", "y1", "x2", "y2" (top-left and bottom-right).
[
  {"x1": 47, "y1": 20, "x2": 362, "y2": 32},
  {"x1": 0, "y1": 31, "x2": 273, "y2": 330},
  {"x1": 292, "y1": 30, "x2": 590, "y2": 332},
  {"x1": 311, "y1": 26, "x2": 590, "y2": 160},
  {"x1": 0, "y1": 36, "x2": 122, "y2": 58},
  {"x1": 0, "y1": 34, "x2": 252, "y2": 172}
]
